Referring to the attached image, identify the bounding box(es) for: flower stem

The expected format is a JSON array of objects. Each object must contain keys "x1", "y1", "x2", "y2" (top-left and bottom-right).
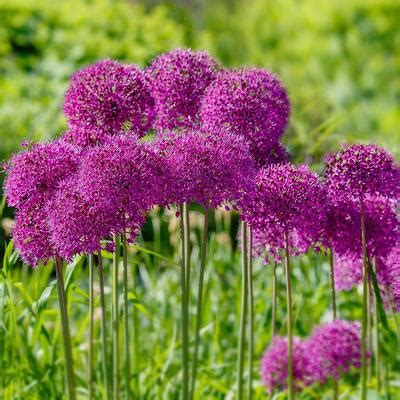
[
  {"x1": 122, "y1": 234, "x2": 131, "y2": 399},
  {"x1": 372, "y1": 258, "x2": 381, "y2": 393},
  {"x1": 113, "y1": 235, "x2": 120, "y2": 400},
  {"x1": 89, "y1": 254, "x2": 95, "y2": 400},
  {"x1": 98, "y1": 249, "x2": 111, "y2": 400},
  {"x1": 284, "y1": 231, "x2": 294, "y2": 400},
  {"x1": 367, "y1": 272, "x2": 372, "y2": 382},
  {"x1": 55, "y1": 258, "x2": 76, "y2": 400},
  {"x1": 329, "y1": 250, "x2": 338, "y2": 400},
  {"x1": 271, "y1": 261, "x2": 277, "y2": 338},
  {"x1": 360, "y1": 197, "x2": 368, "y2": 400},
  {"x1": 247, "y1": 225, "x2": 254, "y2": 400},
  {"x1": 237, "y1": 221, "x2": 248, "y2": 400},
  {"x1": 190, "y1": 208, "x2": 209, "y2": 400},
  {"x1": 180, "y1": 203, "x2": 190, "y2": 399},
  {"x1": 132, "y1": 261, "x2": 140, "y2": 398}
]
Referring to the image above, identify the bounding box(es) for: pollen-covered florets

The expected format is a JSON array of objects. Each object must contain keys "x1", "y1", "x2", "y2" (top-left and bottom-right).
[
  {"x1": 147, "y1": 49, "x2": 219, "y2": 129},
  {"x1": 64, "y1": 59, "x2": 155, "y2": 136}
]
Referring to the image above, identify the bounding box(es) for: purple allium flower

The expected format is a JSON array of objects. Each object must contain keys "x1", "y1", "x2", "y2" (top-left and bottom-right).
[
  {"x1": 305, "y1": 320, "x2": 363, "y2": 382},
  {"x1": 261, "y1": 336, "x2": 311, "y2": 394},
  {"x1": 253, "y1": 142, "x2": 291, "y2": 170},
  {"x1": 201, "y1": 68, "x2": 290, "y2": 158},
  {"x1": 152, "y1": 129, "x2": 255, "y2": 208},
  {"x1": 64, "y1": 60, "x2": 155, "y2": 137},
  {"x1": 324, "y1": 144, "x2": 400, "y2": 202},
  {"x1": 241, "y1": 164, "x2": 326, "y2": 253},
  {"x1": 333, "y1": 255, "x2": 363, "y2": 291},
  {"x1": 46, "y1": 175, "x2": 121, "y2": 260},
  {"x1": 147, "y1": 49, "x2": 220, "y2": 129},
  {"x1": 383, "y1": 246, "x2": 400, "y2": 311},
  {"x1": 12, "y1": 203, "x2": 55, "y2": 266},
  {"x1": 4, "y1": 141, "x2": 79, "y2": 209},
  {"x1": 61, "y1": 126, "x2": 109, "y2": 148},
  {"x1": 76, "y1": 136, "x2": 160, "y2": 237}
]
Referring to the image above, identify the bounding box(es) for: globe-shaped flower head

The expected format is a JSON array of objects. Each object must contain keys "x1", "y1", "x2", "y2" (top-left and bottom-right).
[
  {"x1": 152, "y1": 129, "x2": 255, "y2": 208},
  {"x1": 324, "y1": 144, "x2": 399, "y2": 202},
  {"x1": 64, "y1": 60, "x2": 155, "y2": 141},
  {"x1": 147, "y1": 49, "x2": 220, "y2": 129},
  {"x1": 201, "y1": 68, "x2": 290, "y2": 158},
  {"x1": 241, "y1": 164, "x2": 326, "y2": 254}
]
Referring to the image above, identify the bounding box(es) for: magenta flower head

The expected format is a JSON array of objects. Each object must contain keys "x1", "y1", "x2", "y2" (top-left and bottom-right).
[
  {"x1": 12, "y1": 204, "x2": 55, "y2": 267},
  {"x1": 305, "y1": 320, "x2": 363, "y2": 382},
  {"x1": 241, "y1": 164, "x2": 326, "y2": 254},
  {"x1": 147, "y1": 49, "x2": 220, "y2": 130},
  {"x1": 61, "y1": 126, "x2": 109, "y2": 148},
  {"x1": 152, "y1": 129, "x2": 255, "y2": 208},
  {"x1": 201, "y1": 68, "x2": 290, "y2": 158},
  {"x1": 253, "y1": 142, "x2": 291, "y2": 170},
  {"x1": 261, "y1": 336, "x2": 311, "y2": 394},
  {"x1": 64, "y1": 59, "x2": 155, "y2": 137},
  {"x1": 77, "y1": 136, "x2": 160, "y2": 237},
  {"x1": 324, "y1": 144, "x2": 399, "y2": 202},
  {"x1": 3, "y1": 140, "x2": 79, "y2": 209},
  {"x1": 382, "y1": 246, "x2": 400, "y2": 311},
  {"x1": 334, "y1": 255, "x2": 363, "y2": 291}
]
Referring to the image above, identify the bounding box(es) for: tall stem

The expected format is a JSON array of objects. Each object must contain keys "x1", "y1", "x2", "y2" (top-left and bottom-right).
[
  {"x1": 98, "y1": 249, "x2": 111, "y2": 400},
  {"x1": 271, "y1": 261, "x2": 277, "y2": 338},
  {"x1": 179, "y1": 204, "x2": 190, "y2": 399},
  {"x1": 329, "y1": 250, "x2": 338, "y2": 400},
  {"x1": 190, "y1": 208, "x2": 209, "y2": 400},
  {"x1": 247, "y1": 226, "x2": 254, "y2": 400},
  {"x1": 360, "y1": 197, "x2": 368, "y2": 400},
  {"x1": 113, "y1": 235, "x2": 120, "y2": 400},
  {"x1": 367, "y1": 274, "x2": 372, "y2": 381},
  {"x1": 132, "y1": 261, "x2": 140, "y2": 398},
  {"x1": 372, "y1": 258, "x2": 381, "y2": 393},
  {"x1": 89, "y1": 254, "x2": 95, "y2": 400},
  {"x1": 55, "y1": 258, "x2": 76, "y2": 400},
  {"x1": 122, "y1": 234, "x2": 131, "y2": 399},
  {"x1": 284, "y1": 232, "x2": 294, "y2": 400},
  {"x1": 237, "y1": 221, "x2": 248, "y2": 400}
]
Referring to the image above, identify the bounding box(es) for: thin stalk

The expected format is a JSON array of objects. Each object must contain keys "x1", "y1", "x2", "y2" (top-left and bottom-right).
[
  {"x1": 237, "y1": 221, "x2": 248, "y2": 400},
  {"x1": 271, "y1": 261, "x2": 277, "y2": 338},
  {"x1": 360, "y1": 197, "x2": 368, "y2": 400},
  {"x1": 113, "y1": 235, "x2": 121, "y2": 400},
  {"x1": 132, "y1": 261, "x2": 140, "y2": 398},
  {"x1": 247, "y1": 226, "x2": 254, "y2": 400},
  {"x1": 122, "y1": 234, "x2": 131, "y2": 399},
  {"x1": 190, "y1": 208, "x2": 209, "y2": 400},
  {"x1": 179, "y1": 204, "x2": 189, "y2": 400},
  {"x1": 373, "y1": 258, "x2": 381, "y2": 393},
  {"x1": 98, "y1": 249, "x2": 111, "y2": 400},
  {"x1": 367, "y1": 275, "x2": 372, "y2": 381},
  {"x1": 55, "y1": 258, "x2": 76, "y2": 400},
  {"x1": 329, "y1": 250, "x2": 338, "y2": 400},
  {"x1": 89, "y1": 254, "x2": 95, "y2": 400},
  {"x1": 284, "y1": 231, "x2": 294, "y2": 400}
]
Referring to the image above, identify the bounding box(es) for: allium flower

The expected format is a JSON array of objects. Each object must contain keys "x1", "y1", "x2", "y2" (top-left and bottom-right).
[
  {"x1": 305, "y1": 320, "x2": 363, "y2": 382},
  {"x1": 4, "y1": 141, "x2": 79, "y2": 208},
  {"x1": 261, "y1": 336, "x2": 311, "y2": 394},
  {"x1": 147, "y1": 49, "x2": 219, "y2": 129},
  {"x1": 324, "y1": 144, "x2": 399, "y2": 202},
  {"x1": 384, "y1": 246, "x2": 400, "y2": 311},
  {"x1": 46, "y1": 175, "x2": 121, "y2": 260},
  {"x1": 241, "y1": 164, "x2": 326, "y2": 253},
  {"x1": 77, "y1": 136, "x2": 161, "y2": 236},
  {"x1": 61, "y1": 126, "x2": 109, "y2": 148},
  {"x1": 333, "y1": 255, "x2": 363, "y2": 291},
  {"x1": 152, "y1": 129, "x2": 255, "y2": 208},
  {"x1": 201, "y1": 68, "x2": 290, "y2": 157},
  {"x1": 12, "y1": 204, "x2": 55, "y2": 266},
  {"x1": 253, "y1": 142, "x2": 291, "y2": 169},
  {"x1": 64, "y1": 60, "x2": 155, "y2": 136}
]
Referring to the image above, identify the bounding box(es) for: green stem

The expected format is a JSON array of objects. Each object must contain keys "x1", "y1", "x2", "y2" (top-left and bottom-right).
[
  {"x1": 55, "y1": 258, "x2": 76, "y2": 400},
  {"x1": 329, "y1": 250, "x2": 338, "y2": 400},
  {"x1": 132, "y1": 261, "x2": 140, "y2": 398},
  {"x1": 89, "y1": 254, "x2": 95, "y2": 400},
  {"x1": 98, "y1": 249, "x2": 111, "y2": 400},
  {"x1": 190, "y1": 208, "x2": 209, "y2": 400},
  {"x1": 237, "y1": 221, "x2": 248, "y2": 400},
  {"x1": 271, "y1": 261, "x2": 277, "y2": 338},
  {"x1": 367, "y1": 273, "x2": 372, "y2": 382},
  {"x1": 360, "y1": 197, "x2": 368, "y2": 400},
  {"x1": 372, "y1": 258, "x2": 381, "y2": 393},
  {"x1": 113, "y1": 235, "x2": 120, "y2": 400},
  {"x1": 247, "y1": 226, "x2": 254, "y2": 400},
  {"x1": 284, "y1": 232, "x2": 294, "y2": 400},
  {"x1": 122, "y1": 234, "x2": 131, "y2": 399},
  {"x1": 180, "y1": 204, "x2": 190, "y2": 400}
]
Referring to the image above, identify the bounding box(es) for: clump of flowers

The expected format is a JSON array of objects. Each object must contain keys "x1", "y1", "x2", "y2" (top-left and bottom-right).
[
  {"x1": 260, "y1": 336, "x2": 311, "y2": 394},
  {"x1": 152, "y1": 129, "x2": 255, "y2": 209},
  {"x1": 201, "y1": 68, "x2": 290, "y2": 159},
  {"x1": 333, "y1": 255, "x2": 363, "y2": 291},
  {"x1": 253, "y1": 142, "x2": 291, "y2": 169},
  {"x1": 64, "y1": 59, "x2": 155, "y2": 139},
  {"x1": 147, "y1": 49, "x2": 219, "y2": 129}
]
